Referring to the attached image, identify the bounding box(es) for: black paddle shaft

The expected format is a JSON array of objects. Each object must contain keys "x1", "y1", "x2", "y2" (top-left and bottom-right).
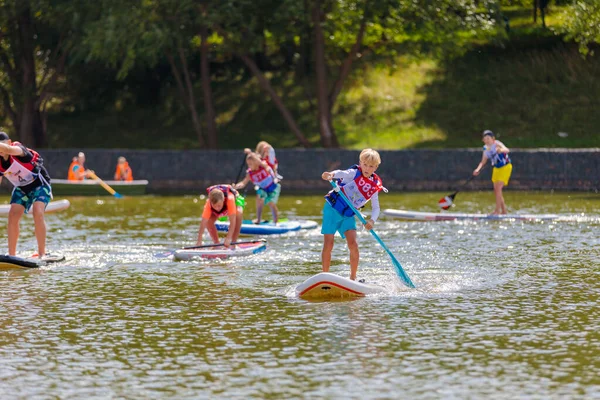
[
  {"x1": 453, "y1": 174, "x2": 477, "y2": 195},
  {"x1": 234, "y1": 154, "x2": 247, "y2": 184}
]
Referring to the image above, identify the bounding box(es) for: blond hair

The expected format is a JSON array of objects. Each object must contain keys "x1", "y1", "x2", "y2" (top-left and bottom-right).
[
  {"x1": 255, "y1": 141, "x2": 269, "y2": 155},
  {"x1": 246, "y1": 152, "x2": 262, "y2": 163},
  {"x1": 208, "y1": 189, "x2": 225, "y2": 205},
  {"x1": 359, "y1": 148, "x2": 381, "y2": 165}
]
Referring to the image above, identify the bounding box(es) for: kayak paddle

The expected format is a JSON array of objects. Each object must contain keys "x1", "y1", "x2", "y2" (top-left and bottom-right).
[
  {"x1": 88, "y1": 172, "x2": 123, "y2": 198},
  {"x1": 329, "y1": 181, "x2": 415, "y2": 288}
]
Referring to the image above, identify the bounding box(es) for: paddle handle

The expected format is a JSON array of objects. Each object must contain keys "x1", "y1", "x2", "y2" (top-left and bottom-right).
[
  {"x1": 88, "y1": 172, "x2": 123, "y2": 198},
  {"x1": 329, "y1": 181, "x2": 415, "y2": 288}
]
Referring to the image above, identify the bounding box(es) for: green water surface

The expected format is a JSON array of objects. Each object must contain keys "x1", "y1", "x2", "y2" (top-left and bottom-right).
[{"x1": 1, "y1": 192, "x2": 599, "y2": 399}]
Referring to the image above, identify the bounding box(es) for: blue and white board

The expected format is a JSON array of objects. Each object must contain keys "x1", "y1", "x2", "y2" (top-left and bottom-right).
[
  {"x1": 215, "y1": 220, "x2": 302, "y2": 235},
  {"x1": 295, "y1": 272, "x2": 385, "y2": 300},
  {"x1": 383, "y1": 208, "x2": 567, "y2": 222}
]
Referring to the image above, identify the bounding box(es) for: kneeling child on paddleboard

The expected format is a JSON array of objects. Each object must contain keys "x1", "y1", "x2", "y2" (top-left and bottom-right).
[{"x1": 197, "y1": 185, "x2": 244, "y2": 248}]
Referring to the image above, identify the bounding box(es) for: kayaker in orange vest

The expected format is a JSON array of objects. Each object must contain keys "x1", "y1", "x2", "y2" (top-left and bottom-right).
[
  {"x1": 67, "y1": 152, "x2": 93, "y2": 181},
  {"x1": 114, "y1": 156, "x2": 133, "y2": 181}
]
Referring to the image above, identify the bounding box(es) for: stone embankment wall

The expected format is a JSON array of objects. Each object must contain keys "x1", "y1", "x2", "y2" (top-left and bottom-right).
[{"x1": 1, "y1": 148, "x2": 598, "y2": 194}]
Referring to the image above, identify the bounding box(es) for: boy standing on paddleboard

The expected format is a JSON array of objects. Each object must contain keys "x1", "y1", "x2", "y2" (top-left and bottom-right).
[
  {"x1": 321, "y1": 149, "x2": 385, "y2": 281},
  {"x1": 473, "y1": 130, "x2": 512, "y2": 214},
  {"x1": 0, "y1": 132, "x2": 53, "y2": 257},
  {"x1": 196, "y1": 185, "x2": 245, "y2": 248}
]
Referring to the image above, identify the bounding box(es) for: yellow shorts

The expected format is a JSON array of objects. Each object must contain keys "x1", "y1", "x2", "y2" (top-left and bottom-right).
[{"x1": 491, "y1": 164, "x2": 512, "y2": 186}]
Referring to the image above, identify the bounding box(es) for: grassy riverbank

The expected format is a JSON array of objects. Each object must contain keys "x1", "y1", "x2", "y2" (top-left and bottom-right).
[{"x1": 46, "y1": 6, "x2": 600, "y2": 150}]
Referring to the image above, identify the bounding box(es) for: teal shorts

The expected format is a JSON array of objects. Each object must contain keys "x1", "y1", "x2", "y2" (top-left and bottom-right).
[
  {"x1": 321, "y1": 202, "x2": 356, "y2": 239},
  {"x1": 257, "y1": 183, "x2": 281, "y2": 205},
  {"x1": 11, "y1": 184, "x2": 52, "y2": 213}
]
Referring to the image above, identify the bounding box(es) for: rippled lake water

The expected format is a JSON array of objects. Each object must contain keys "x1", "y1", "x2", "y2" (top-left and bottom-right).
[{"x1": 1, "y1": 192, "x2": 599, "y2": 399}]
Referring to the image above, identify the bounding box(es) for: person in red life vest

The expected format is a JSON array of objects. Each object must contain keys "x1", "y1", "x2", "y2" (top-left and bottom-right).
[
  {"x1": 234, "y1": 152, "x2": 281, "y2": 224},
  {"x1": 114, "y1": 156, "x2": 133, "y2": 181},
  {"x1": 244, "y1": 141, "x2": 281, "y2": 179},
  {"x1": 0, "y1": 132, "x2": 53, "y2": 257},
  {"x1": 320, "y1": 148, "x2": 386, "y2": 281},
  {"x1": 196, "y1": 185, "x2": 244, "y2": 248},
  {"x1": 67, "y1": 152, "x2": 94, "y2": 181},
  {"x1": 473, "y1": 130, "x2": 512, "y2": 215}
]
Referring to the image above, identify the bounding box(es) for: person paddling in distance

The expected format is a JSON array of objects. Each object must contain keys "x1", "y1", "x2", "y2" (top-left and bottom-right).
[
  {"x1": 473, "y1": 130, "x2": 512, "y2": 215},
  {"x1": 196, "y1": 185, "x2": 244, "y2": 248},
  {"x1": 0, "y1": 132, "x2": 53, "y2": 258},
  {"x1": 234, "y1": 152, "x2": 281, "y2": 224},
  {"x1": 67, "y1": 152, "x2": 94, "y2": 181},
  {"x1": 321, "y1": 148, "x2": 385, "y2": 281}
]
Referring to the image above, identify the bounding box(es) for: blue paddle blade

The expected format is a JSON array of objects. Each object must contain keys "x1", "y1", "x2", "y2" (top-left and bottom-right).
[
  {"x1": 114, "y1": 192, "x2": 124, "y2": 198},
  {"x1": 368, "y1": 229, "x2": 416, "y2": 288}
]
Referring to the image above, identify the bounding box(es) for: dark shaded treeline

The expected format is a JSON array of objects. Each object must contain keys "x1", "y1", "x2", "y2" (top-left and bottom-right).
[{"x1": 3, "y1": 0, "x2": 583, "y2": 149}]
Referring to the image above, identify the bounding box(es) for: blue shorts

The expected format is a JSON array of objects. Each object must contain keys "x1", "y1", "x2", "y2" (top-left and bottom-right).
[
  {"x1": 257, "y1": 183, "x2": 281, "y2": 205},
  {"x1": 11, "y1": 185, "x2": 52, "y2": 213},
  {"x1": 321, "y1": 202, "x2": 356, "y2": 239}
]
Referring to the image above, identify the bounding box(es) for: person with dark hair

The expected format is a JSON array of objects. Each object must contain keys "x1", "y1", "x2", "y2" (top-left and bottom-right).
[
  {"x1": 473, "y1": 130, "x2": 512, "y2": 214},
  {"x1": 0, "y1": 132, "x2": 53, "y2": 257}
]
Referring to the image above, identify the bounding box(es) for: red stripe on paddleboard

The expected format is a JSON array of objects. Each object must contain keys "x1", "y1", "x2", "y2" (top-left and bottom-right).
[{"x1": 299, "y1": 280, "x2": 365, "y2": 297}]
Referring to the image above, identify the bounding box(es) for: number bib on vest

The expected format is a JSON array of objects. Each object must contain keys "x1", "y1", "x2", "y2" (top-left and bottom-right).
[
  {"x1": 249, "y1": 167, "x2": 275, "y2": 190},
  {"x1": 342, "y1": 174, "x2": 382, "y2": 209},
  {"x1": 3, "y1": 161, "x2": 37, "y2": 187}
]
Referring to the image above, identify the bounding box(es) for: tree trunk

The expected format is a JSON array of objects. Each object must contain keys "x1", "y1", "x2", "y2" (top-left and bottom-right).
[
  {"x1": 312, "y1": 0, "x2": 338, "y2": 148},
  {"x1": 166, "y1": 50, "x2": 205, "y2": 148},
  {"x1": 328, "y1": 9, "x2": 368, "y2": 111},
  {"x1": 16, "y1": 3, "x2": 44, "y2": 147},
  {"x1": 533, "y1": 0, "x2": 538, "y2": 23},
  {"x1": 239, "y1": 54, "x2": 311, "y2": 148},
  {"x1": 540, "y1": 3, "x2": 546, "y2": 28},
  {"x1": 200, "y1": 26, "x2": 218, "y2": 149}
]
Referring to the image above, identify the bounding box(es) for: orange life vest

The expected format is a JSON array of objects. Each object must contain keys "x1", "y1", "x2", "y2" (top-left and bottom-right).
[
  {"x1": 114, "y1": 162, "x2": 133, "y2": 181},
  {"x1": 67, "y1": 161, "x2": 85, "y2": 181}
]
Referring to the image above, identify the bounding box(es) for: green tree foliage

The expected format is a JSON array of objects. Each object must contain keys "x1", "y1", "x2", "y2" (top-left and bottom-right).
[
  {"x1": 561, "y1": 0, "x2": 600, "y2": 55},
  {"x1": 0, "y1": 0, "x2": 90, "y2": 146}
]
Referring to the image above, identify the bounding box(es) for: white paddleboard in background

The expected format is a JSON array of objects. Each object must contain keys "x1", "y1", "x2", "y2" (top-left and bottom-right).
[
  {"x1": 297, "y1": 220, "x2": 318, "y2": 230},
  {"x1": 295, "y1": 272, "x2": 385, "y2": 300},
  {"x1": 382, "y1": 208, "x2": 567, "y2": 221},
  {"x1": 0, "y1": 199, "x2": 70, "y2": 216}
]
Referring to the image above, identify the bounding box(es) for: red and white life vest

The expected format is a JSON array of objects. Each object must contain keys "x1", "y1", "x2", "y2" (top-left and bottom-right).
[
  {"x1": 325, "y1": 165, "x2": 383, "y2": 217},
  {"x1": 247, "y1": 166, "x2": 277, "y2": 193},
  {"x1": 0, "y1": 142, "x2": 41, "y2": 187}
]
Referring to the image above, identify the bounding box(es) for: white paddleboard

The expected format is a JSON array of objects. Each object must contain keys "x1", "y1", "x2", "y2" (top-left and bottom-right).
[
  {"x1": 173, "y1": 240, "x2": 267, "y2": 261},
  {"x1": 297, "y1": 220, "x2": 318, "y2": 230},
  {"x1": 0, "y1": 253, "x2": 65, "y2": 270},
  {"x1": 383, "y1": 208, "x2": 566, "y2": 221},
  {"x1": 295, "y1": 272, "x2": 385, "y2": 300},
  {"x1": 0, "y1": 199, "x2": 70, "y2": 215}
]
